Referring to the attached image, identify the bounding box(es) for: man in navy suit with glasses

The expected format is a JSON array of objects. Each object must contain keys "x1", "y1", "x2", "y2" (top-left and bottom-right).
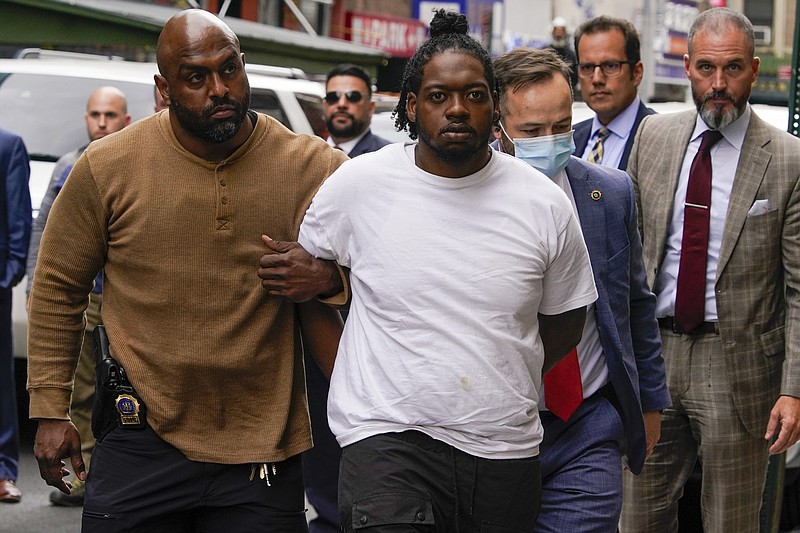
[{"x1": 572, "y1": 16, "x2": 655, "y2": 171}]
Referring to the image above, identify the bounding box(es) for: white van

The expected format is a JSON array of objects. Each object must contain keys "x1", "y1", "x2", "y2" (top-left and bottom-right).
[{"x1": 0, "y1": 57, "x2": 327, "y2": 358}]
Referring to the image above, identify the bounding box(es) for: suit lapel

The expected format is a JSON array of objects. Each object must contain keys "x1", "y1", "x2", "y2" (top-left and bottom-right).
[
  {"x1": 717, "y1": 114, "x2": 771, "y2": 279},
  {"x1": 349, "y1": 133, "x2": 369, "y2": 158},
  {"x1": 567, "y1": 161, "x2": 606, "y2": 273},
  {"x1": 573, "y1": 120, "x2": 591, "y2": 158},
  {"x1": 619, "y1": 102, "x2": 654, "y2": 171},
  {"x1": 647, "y1": 113, "x2": 696, "y2": 269}
]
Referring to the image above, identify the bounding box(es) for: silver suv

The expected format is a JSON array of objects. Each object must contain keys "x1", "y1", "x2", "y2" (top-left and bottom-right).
[{"x1": 0, "y1": 57, "x2": 327, "y2": 358}]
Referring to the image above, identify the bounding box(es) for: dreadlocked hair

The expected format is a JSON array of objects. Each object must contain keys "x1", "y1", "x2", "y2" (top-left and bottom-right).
[{"x1": 392, "y1": 9, "x2": 496, "y2": 140}]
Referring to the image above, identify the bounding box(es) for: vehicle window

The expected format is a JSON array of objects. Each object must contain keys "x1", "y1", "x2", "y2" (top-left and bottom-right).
[
  {"x1": 295, "y1": 92, "x2": 328, "y2": 138},
  {"x1": 250, "y1": 88, "x2": 289, "y2": 128},
  {"x1": 371, "y1": 112, "x2": 412, "y2": 143},
  {"x1": 0, "y1": 72, "x2": 154, "y2": 161}
]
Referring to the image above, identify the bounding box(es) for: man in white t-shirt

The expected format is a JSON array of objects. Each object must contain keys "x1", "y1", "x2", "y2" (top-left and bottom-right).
[{"x1": 259, "y1": 10, "x2": 597, "y2": 532}]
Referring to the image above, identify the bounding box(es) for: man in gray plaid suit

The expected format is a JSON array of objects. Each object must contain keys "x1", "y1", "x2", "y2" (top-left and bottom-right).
[{"x1": 620, "y1": 8, "x2": 800, "y2": 532}]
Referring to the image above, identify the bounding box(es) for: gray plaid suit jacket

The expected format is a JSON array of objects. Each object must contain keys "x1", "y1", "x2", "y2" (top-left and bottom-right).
[{"x1": 628, "y1": 108, "x2": 800, "y2": 437}]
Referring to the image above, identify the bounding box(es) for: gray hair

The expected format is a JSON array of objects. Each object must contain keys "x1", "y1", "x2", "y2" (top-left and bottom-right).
[{"x1": 688, "y1": 8, "x2": 755, "y2": 58}]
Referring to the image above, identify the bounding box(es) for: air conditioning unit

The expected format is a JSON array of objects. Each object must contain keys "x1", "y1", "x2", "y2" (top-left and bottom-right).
[{"x1": 753, "y1": 25, "x2": 772, "y2": 46}]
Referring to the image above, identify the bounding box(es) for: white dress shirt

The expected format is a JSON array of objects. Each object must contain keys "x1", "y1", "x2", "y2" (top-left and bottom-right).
[
  {"x1": 326, "y1": 129, "x2": 368, "y2": 156},
  {"x1": 581, "y1": 96, "x2": 642, "y2": 169},
  {"x1": 540, "y1": 169, "x2": 609, "y2": 404},
  {"x1": 654, "y1": 105, "x2": 752, "y2": 320}
]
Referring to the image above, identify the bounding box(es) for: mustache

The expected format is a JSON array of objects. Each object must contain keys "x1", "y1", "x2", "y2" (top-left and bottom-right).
[
  {"x1": 440, "y1": 122, "x2": 476, "y2": 136},
  {"x1": 703, "y1": 90, "x2": 734, "y2": 104},
  {"x1": 202, "y1": 97, "x2": 242, "y2": 119}
]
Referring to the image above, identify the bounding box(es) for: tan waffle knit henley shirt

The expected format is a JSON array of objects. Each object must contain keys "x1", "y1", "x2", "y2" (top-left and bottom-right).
[{"x1": 27, "y1": 110, "x2": 348, "y2": 463}]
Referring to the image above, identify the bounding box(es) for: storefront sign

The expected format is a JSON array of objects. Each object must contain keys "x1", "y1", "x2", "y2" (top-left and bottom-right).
[
  {"x1": 653, "y1": 0, "x2": 698, "y2": 85},
  {"x1": 347, "y1": 12, "x2": 429, "y2": 58}
]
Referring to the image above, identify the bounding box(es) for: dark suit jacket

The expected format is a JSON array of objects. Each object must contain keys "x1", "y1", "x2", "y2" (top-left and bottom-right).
[
  {"x1": 565, "y1": 156, "x2": 670, "y2": 474},
  {"x1": 0, "y1": 128, "x2": 31, "y2": 290},
  {"x1": 631, "y1": 110, "x2": 800, "y2": 437},
  {"x1": 348, "y1": 130, "x2": 391, "y2": 158},
  {"x1": 573, "y1": 101, "x2": 656, "y2": 171}
]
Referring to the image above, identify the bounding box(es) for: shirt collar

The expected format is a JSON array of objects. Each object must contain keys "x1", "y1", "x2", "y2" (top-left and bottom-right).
[
  {"x1": 691, "y1": 103, "x2": 751, "y2": 150},
  {"x1": 591, "y1": 96, "x2": 641, "y2": 140},
  {"x1": 552, "y1": 167, "x2": 569, "y2": 187},
  {"x1": 327, "y1": 129, "x2": 369, "y2": 155}
]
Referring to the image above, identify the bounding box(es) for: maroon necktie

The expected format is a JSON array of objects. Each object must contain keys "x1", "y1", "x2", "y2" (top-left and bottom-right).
[
  {"x1": 544, "y1": 348, "x2": 583, "y2": 421},
  {"x1": 674, "y1": 129, "x2": 723, "y2": 332}
]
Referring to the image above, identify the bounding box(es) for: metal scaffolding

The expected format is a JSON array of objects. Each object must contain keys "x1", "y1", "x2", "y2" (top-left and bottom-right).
[{"x1": 789, "y1": 0, "x2": 800, "y2": 137}]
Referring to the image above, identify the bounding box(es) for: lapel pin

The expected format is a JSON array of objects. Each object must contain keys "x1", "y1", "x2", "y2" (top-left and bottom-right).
[{"x1": 590, "y1": 190, "x2": 602, "y2": 201}]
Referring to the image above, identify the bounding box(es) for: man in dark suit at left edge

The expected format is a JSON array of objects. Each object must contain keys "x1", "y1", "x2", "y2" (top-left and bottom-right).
[{"x1": 0, "y1": 127, "x2": 31, "y2": 504}]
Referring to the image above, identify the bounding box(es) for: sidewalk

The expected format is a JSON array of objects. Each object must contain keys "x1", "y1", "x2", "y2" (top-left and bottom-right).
[{"x1": 1, "y1": 429, "x2": 81, "y2": 533}]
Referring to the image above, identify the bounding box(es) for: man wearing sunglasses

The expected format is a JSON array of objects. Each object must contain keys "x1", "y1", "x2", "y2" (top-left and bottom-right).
[
  {"x1": 572, "y1": 16, "x2": 655, "y2": 171},
  {"x1": 322, "y1": 64, "x2": 390, "y2": 159}
]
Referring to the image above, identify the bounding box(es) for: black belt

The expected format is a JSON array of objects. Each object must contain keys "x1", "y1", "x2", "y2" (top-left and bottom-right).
[{"x1": 658, "y1": 316, "x2": 718, "y2": 335}]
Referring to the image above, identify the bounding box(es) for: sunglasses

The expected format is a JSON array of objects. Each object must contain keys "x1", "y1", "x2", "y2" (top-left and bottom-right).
[{"x1": 324, "y1": 90, "x2": 364, "y2": 104}]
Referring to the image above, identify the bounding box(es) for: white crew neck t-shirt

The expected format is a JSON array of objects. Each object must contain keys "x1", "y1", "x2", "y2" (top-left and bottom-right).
[{"x1": 299, "y1": 142, "x2": 597, "y2": 459}]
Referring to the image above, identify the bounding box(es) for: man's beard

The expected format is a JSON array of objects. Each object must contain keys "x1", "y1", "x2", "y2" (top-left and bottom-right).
[
  {"x1": 417, "y1": 122, "x2": 487, "y2": 165},
  {"x1": 693, "y1": 89, "x2": 745, "y2": 130},
  {"x1": 171, "y1": 88, "x2": 251, "y2": 144},
  {"x1": 326, "y1": 113, "x2": 367, "y2": 139}
]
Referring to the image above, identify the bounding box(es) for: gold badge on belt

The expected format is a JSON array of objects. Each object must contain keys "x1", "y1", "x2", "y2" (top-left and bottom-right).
[{"x1": 115, "y1": 394, "x2": 142, "y2": 426}]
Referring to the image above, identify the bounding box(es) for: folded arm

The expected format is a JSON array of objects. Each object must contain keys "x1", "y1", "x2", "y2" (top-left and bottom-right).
[
  {"x1": 539, "y1": 306, "x2": 586, "y2": 374},
  {"x1": 297, "y1": 300, "x2": 344, "y2": 380}
]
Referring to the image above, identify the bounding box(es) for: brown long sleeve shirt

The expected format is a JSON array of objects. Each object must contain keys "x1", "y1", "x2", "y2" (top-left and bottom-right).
[{"x1": 27, "y1": 111, "x2": 348, "y2": 463}]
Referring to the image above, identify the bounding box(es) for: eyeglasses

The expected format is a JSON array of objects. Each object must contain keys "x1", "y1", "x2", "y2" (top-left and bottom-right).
[
  {"x1": 577, "y1": 60, "x2": 636, "y2": 79},
  {"x1": 324, "y1": 90, "x2": 364, "y2": 104}
]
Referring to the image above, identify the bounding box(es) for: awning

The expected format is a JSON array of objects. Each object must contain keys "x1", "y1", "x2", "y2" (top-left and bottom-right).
[{"x1": 0, "y1": 0, "x2": 388, "y2": 76}]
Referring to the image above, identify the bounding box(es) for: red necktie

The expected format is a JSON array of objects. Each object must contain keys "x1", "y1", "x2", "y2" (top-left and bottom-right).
[
  {"x1": 544, "y1": 348, "x2": 583, "y2": 421},
  {"x1": 674, "y1": 130, "x2": 723, "y2": 332}
]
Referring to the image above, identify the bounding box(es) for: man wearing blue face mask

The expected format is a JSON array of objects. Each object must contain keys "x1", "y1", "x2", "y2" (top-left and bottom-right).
[{"x1": 492, "y1": 48, "x2": 670, "y2": 532}]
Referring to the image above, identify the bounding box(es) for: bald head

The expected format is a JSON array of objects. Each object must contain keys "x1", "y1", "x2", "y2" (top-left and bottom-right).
[
  {"x1": 85, "y1": 86, "x2": 130, "y2": 142},
  {"x1": 87, "y1": 86, "x2": 127, "y2": 114},
  {"x1": 153, "y1": 9, "x2": 252, "y2": 161},
  {"x1": 156, "y1": 9, "x2": 240, "y2": 76}
]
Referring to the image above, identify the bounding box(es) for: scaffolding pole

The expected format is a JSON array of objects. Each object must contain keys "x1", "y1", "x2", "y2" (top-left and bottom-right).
[{"x1": 789, "y1": 0, "x2": 800, "y2": 137}]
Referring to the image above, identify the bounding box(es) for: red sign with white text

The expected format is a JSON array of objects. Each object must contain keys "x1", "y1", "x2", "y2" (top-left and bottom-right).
[{"x1": 346, "y1": 12, "x2": 428, "y2": 58}]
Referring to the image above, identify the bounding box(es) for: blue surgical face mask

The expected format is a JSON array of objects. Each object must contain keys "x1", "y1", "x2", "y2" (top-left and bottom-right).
[{"x1": 500, "y1": 123, "x2": 575, "y2": 180}]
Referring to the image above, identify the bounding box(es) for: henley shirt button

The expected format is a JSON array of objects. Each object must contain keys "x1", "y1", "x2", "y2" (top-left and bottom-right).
[
  {"x1": 359, "y1": 515, "x2": 368, "y2": 525},
  {"x1": 219, "y1": 179, "x2": 226, "y2": 187},
  {"x1": 221, "y1": 197, "x2": 228, "y2": 205}
]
